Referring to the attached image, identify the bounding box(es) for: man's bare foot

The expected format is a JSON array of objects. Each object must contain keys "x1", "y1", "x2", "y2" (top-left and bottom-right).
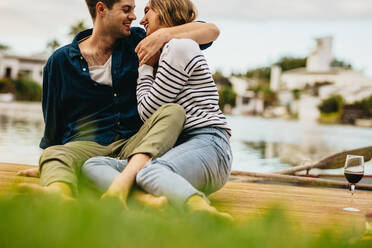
[
  {"x1": 17, "y1": 182, "x2": 74, "y2": 201},
  {"x1": 132, "y1": 189, "x2": 168, "y2": 210},
  {"x1": 186, "y1": 195, "x2": 233, "y2": 221},
  {"x1": 16, "y1": 167, "x2": 40, "y2": 178}
]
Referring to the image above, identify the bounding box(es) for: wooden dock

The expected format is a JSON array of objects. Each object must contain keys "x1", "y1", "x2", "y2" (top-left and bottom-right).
[{"x1": 1, "y1": 162, "x2": 372, "y2": 232}]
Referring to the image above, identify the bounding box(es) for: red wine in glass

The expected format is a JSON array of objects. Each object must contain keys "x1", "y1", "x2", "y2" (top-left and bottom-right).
[
  {"x1": 343, "y1": 155, "x2": 364, "y2": 212},
  {"x1": 344, "y1": 172, "x2": 364, "y2": 184}
]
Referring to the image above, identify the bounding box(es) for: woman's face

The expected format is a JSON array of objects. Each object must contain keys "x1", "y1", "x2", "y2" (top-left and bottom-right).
[{"x1": 140, "y1": 2, "x2": 164, "y2": 36}]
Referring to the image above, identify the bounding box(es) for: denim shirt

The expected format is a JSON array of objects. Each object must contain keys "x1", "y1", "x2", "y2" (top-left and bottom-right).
[
  {"x1": 40, "y1": 28, "x2": 147, "y2": 149},
  {"x1": 40, "y1": 27, "x2": 212, "y2": 149}
]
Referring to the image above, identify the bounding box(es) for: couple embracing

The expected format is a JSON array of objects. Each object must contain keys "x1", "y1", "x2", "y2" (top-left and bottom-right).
[{"x1": 19, "y1": 0, "x2": 232, "y2": 219}]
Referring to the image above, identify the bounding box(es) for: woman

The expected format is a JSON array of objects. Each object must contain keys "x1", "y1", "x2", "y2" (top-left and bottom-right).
[{"x1": 83, "y1": 0, "x2": 232, "y2": 218}]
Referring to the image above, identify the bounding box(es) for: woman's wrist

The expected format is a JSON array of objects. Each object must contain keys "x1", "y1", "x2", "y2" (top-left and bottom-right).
[{"x1": 139, "y1": 64, "x2": 154, "y2": 75}]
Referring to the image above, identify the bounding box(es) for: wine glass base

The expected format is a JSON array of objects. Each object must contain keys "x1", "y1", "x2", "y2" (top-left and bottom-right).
[{"x1": 343, "y1": 207, "x2": 360, "y2": 212}]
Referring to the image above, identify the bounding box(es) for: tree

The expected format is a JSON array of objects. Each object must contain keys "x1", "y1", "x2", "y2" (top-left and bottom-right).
[
  {"x1": 218, "y1": 86, "x2": 237, "y2": 111},
  {"x1": 69, "y1": 20, "x2": 88, "y2": 38},
  {"x1": 245, "y1": 67, "x2": 271, "y2": 81},
  {"x1": 275, "y1": 57, "x2": 307, "y2": 72},
  {"x1": 249, "y1": 83, "x2": 277, "y2": 107},
  {"x1": 0, "y1": 43, "x2": 9, "y2": 51},
  {"x1": 331, "y1": 59, "x2": 352, "y2": 69},
  {"x1": 46, "y1": 39, "x2": 60, "y2": 53},
  {"x1": 213, "y1": 70, "x2": 231, "y2": 87}
]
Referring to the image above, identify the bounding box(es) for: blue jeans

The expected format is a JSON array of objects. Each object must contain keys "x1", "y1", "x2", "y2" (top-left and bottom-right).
[{"x1": 82, "y1": 127, "x2": 232, "y2": 209}]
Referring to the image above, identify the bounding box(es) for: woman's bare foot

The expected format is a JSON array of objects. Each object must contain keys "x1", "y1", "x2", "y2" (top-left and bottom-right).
[
  {"x1": 132, "y1": 189, "x2": 168, "y2": 210},
  {"x1": 16, "y1": 167, "x2": 40, "y2": 178},
  {"x1": 186, "y1": 195, "x2": 233, "y2": 221},
  {"x1": 17, "y1": 182, "x2": 74, "y2": 201}
]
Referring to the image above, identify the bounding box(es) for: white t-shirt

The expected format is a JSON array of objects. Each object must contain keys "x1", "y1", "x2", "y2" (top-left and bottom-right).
[
  {"x1": 78, "y1": 36, "x2": 113, "y2": 87},
  {"x1": 89, "y1": 56, "x2": 113, "y2": 87}
]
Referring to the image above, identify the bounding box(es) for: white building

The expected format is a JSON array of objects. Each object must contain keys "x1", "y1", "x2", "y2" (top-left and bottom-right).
[
  {"x1": 270, "y1": 36, "x2": 372, "y2": 101},
  {"x1": 229, "y1": 76, "x2": 264, "y2": 115},
  {"x1": 269, "y1": 36, "x2": 372, "y2": 122},
  {"x1": 0, "y1": 51, "x2": 47, "y2": 84},
  {"x1": 307, "y1": 36, "x2": 333, "y2": 73}
]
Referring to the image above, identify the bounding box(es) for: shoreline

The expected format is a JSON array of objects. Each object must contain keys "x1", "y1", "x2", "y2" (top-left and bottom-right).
[{"x1": 0, "y1": 101, "x2": 370, "y2": 129}]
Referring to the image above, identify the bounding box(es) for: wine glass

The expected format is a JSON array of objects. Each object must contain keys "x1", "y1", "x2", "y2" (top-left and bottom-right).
[{"x1": 343, "y1": 155, "x2": 364, "y2": 212}]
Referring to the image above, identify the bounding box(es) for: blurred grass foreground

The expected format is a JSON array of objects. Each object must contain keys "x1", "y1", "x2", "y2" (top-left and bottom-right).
[{"x1": 0, "y1": 193, "x2": 371, "y2": 248}]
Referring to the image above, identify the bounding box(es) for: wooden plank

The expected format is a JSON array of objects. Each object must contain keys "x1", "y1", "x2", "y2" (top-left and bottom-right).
[
  {"x1": 1, "y1": 162, "x2": 372, "y2": 232},
  {"x1": 231, "y1": 171, "x2": 372, "y2": 190},
  {"x1": 209, "y1": 181, "x2": 370, "y2": 232},
  {"x1": 0, "y1": 163, "x2": 39, "y2": 194}
]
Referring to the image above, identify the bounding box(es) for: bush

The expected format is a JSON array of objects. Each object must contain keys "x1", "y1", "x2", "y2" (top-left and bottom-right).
[
  {"x1": 218, "y1": 86, "x2": 237, "y2": 111},
  {"x1": 292, "y1": 89, "x2": 301, "y2": 100},
  {"x1": 354, "y1": 96, "x2": 372, "y2": 113},
  {"x1": 249, "y1": 84, "x2": 277, "y2": 107},
  {"x1": 318, "y1": 95, "x2": 343, "y2": 114},
  {"x1": 0, "y1": 78, "x2": 16, "y2": 94},
  {"x1": 13, "y1": 77, "x2": 42, "y2": 101},
  {"x1": 340, "y1": 96, "x2": 372, "y2": 124},
  {"x1": 262, "y1": 87, "x2": 277, "y2": 106}
]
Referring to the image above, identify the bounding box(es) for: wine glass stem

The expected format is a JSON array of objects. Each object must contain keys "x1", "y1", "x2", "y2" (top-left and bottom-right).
[{"x1": 350, "y1": 184, "x2": 355, "y2": 207}]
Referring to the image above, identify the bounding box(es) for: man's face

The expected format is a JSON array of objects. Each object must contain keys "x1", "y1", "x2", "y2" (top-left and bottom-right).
[{"x1": 103, "y1": 0, "x2": 136, "y2": 38}]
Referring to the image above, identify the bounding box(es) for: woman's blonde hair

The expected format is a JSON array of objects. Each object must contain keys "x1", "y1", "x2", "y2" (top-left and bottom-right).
[{"x1": 149, "y1": 0, "x2": 198, "y2": 27}]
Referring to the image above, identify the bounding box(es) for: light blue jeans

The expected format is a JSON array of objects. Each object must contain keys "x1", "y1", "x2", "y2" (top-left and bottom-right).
[{"x1": 82, "y1": 127, "x2": 232, "y2": 209}]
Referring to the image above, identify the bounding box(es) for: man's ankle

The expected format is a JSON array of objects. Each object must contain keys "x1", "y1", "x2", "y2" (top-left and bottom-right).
[{"x1": 48, "y1": 182, "x2": 73, "y2": 196}]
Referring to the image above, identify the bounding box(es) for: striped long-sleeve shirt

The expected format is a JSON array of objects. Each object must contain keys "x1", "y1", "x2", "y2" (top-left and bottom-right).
[{"x1": 137, "y1": 38, "x2": 231, "y2": 136}]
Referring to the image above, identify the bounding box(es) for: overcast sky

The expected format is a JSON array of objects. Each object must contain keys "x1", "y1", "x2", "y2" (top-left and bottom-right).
[{"x1": 1, "y1": 0, "x2": 372, "y2": 76}]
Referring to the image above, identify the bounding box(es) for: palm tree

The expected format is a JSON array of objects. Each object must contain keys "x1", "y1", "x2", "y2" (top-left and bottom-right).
[
  {"x1": 69, "y1": 20, "x2": 88, "y2": 38},
  {"x1": 46, "y1": 39, "x2": 60, "y2": 52}
]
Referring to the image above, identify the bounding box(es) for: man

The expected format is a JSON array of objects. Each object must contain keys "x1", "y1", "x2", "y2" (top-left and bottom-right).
[{"x1": 18, "y1": 0, "x2": 219, "y2": 205}]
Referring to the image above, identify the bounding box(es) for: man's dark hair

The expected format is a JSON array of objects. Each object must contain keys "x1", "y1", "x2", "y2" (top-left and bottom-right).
[{"x1": 85, "y1": 0, "x2": 121, "y2": 19}]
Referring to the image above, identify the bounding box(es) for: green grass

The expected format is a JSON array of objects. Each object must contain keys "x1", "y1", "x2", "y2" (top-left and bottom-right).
[{"x1": 0, "y1": 194, "x2": 370, "y2": 248}]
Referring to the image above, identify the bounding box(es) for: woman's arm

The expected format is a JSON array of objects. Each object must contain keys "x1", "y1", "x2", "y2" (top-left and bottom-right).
[{"x1": 135, "y1": 22, "x2": 219, "y2": 66}]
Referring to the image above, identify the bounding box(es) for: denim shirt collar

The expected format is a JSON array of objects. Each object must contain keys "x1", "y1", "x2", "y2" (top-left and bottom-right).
[
  {"x1": 68, "y1": 28, "x2": 131, "y2": 59},
  {"x1": 68, "y1": 29, "x2": 93, "y2": 58}
]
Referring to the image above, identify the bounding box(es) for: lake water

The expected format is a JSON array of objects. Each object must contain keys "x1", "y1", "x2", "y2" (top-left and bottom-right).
[{"x1": 0, "y1": 102, "x2": 371, "y2": 174}]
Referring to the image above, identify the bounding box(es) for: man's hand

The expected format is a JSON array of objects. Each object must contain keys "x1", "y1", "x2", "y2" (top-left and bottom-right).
[
  {"x1": 145, "y1": 51, "x2": 161, "y2": 67},
  {"x1": 16, "y1": 167, "x2": 40, "y2": 178},
  {"x1": 135, "y1": 29, "x2": 169, "y2": 66}
]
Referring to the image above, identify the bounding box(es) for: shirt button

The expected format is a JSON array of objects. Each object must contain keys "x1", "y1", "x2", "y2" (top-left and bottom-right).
[
  {"x1": 117, "y1": 122, "x2": 120, "y2": 126},
  {"x1": 80, "y1": 56, "x2": 83, "y2": 60},
  {"x1": 114, "y1": 93, "x2": 118, "y2": 97},
  {"x1": 83, "y1": 68, "x2": 87, "y2": 72}
]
